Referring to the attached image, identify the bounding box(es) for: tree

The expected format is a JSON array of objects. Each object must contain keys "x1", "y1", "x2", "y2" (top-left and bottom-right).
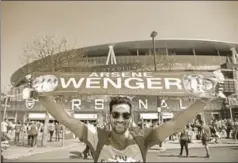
[
  {"x1": 20, "y1": 34, "x2": 85, "y2": 146},
  {"x1": 154, "y1": 48, "x2": 175, "y2": 71},
  {"x1": 137, "y1": 48, "x2": 176, "y2": 71},
  {"x1": 20, "y1": 34, "x2": 85, "y2": 73}
]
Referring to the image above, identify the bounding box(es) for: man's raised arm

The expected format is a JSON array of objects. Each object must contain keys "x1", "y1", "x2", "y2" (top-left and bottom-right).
[
  {"x1": 38, "y1": 96, "x2": 86, "y2": 140},
  {"x1": 147, "y1": 99, "x2": 207, "y2": 148}
]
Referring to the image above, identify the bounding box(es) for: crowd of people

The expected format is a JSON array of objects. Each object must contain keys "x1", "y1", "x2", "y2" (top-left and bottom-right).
[
  {"x1": 1, "y1": 119, "x2": 63, "y2": 147},
  {"x1": 78, "y1": 116, "x2": 238, "y2": 159},
  {"x1": 1, "y1": 113, "x2": 238, "y2": 161},
  {"x1": 142, "y1": 117, "x2": 238, "y2": 142}
]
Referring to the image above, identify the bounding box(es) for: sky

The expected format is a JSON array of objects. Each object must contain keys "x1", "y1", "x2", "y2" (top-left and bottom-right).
[{"x1": 1, "y1": 1, "x2": 238, "y2": 91}]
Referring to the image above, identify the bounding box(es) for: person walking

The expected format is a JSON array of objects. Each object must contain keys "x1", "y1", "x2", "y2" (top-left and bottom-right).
[
  {"x1": 48, "y1": 122, "x2": 55, "y2": 142},
  {"x1": 200, "y1": 120, "x2": 211, "y2": 158},
  {"x1": 14, "y1": 121, "x2": 22, "y2": 143},
  {"x1": 179, "y1": 125, "x2": 190, "y2": 157},
  {"x1": 1, "y1": 119, "x2": 10, "y2": 140},
  {"x1": 195, "y1": 115, "x2": 211, "y2": 158},
  {"x1": 226, "y1": 119, "x2": 233, "y2": 139},
  {"x1": 55, "y1": 122, "x2": 61, "y2": 141},
  {"x1": 28, "y1": 121, "x2": 38, "y2": 147},
  {"x1": 233, "y1": 118, "x2": 238, "y2": 141}
]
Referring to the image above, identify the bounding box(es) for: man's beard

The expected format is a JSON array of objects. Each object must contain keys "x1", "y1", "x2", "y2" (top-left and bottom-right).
[{"x1": 112, "y1": 122, "x2": 128, "y2": 134}]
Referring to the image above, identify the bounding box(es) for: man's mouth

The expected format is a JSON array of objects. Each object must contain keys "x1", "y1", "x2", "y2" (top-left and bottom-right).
[{"x1": 115, "y1": 123, "x2": 125, "y2": 127}]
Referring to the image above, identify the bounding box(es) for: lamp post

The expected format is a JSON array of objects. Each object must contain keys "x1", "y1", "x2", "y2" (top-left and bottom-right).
[
  {"x1": 150, "y1": 31, "x2": 161, "y2": 124},
  {"x1": 150, "y1": 31, "x2": 158, "y2": 71},
  {"x1": 2, "y1": 94, "x2": 15, "y2": 120}
]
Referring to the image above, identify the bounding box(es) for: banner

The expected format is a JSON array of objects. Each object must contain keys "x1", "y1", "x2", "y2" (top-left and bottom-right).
[{"x1": 32, "y1": 71, "x2": 222, "y2": 97}]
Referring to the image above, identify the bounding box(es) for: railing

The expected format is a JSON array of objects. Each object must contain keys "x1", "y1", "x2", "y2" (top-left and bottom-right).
[{"x1": 76, "y1": 55, "x2": 226, "y2": 66}]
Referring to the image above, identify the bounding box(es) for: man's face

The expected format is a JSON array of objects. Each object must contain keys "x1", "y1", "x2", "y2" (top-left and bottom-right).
[{"x1": 109, "y1": 103, "x2": 131, "y2": 134}]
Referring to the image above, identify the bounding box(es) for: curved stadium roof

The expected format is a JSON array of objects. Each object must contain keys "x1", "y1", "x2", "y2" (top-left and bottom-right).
[{"x1": 11, "y1": 39, "x2": 238, "y2": 87}]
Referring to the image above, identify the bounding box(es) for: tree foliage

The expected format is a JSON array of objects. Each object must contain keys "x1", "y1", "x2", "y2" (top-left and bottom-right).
[{"x1": 20, "y1": 34, "x2": 85, "y2": 73}]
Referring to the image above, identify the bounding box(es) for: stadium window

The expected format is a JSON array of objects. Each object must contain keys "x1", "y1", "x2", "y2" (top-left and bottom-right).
[
  {"x1": 137, "y1": 49, "x2": 148, "y2": 56},
  {"x1": 168, "y1": 49, "x2": 176, "y2": 55},
  {"x1": 169, "y1": 49, "x2": 193, "y2": 55},
  {"x1": 219, "y1": 50, "x2": 231, "y2": 57},
  {"x1": 195, "y1": 49, "x2": 218, "y2": 56},
  {"x1": 128, "y1": 49, "x2": 140, "y2": 56}
]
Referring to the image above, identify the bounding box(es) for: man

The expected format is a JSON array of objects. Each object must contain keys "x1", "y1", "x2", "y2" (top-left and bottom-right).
[
  {"x1": 1, "y1": 119, "x2": 10, "y2": 140},
  {"x1": 14, "y1": 121, "x2": 22, "y2": 143},
  {"x1": 225, "y1": 119, "x2": 231, "y2": 138},
  {"x1": 233, "y1": 118, "x2": 238, "y2": 141},
  {"x1": 48, "y1": 122, "x2": 55, "y2": 142},
  {"x1": 35, "y1": 94, "x2": 218, "y2": 162},
  {"x1": 195, "y1": 115, "x2": 211, "y2": 158},
  {"x1": 28, "y1": 71, "x2": 224, "y2": 162},
  {"x1": 55, "y1": 122, "x2": 61, "y2": 141},
  {"x1": 179, "y1": 125, "x2": 190, "y2": 157},
  {"x1": 82, "y1": 121, "x2": 93, "y2": 159},
  {"x1": 28, "y1": 121, "x2": 38, "y2": 147}
]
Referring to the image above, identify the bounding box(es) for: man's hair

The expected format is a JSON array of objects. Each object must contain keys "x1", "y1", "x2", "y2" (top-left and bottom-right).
[{"x1": 109, "y1": 96, "x2": 132, "y2": 113}]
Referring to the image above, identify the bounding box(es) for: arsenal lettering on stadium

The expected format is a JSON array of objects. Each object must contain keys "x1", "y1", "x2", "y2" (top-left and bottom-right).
[{"x1": 32, "y1": 71, "x2": 216, "y2": 97}]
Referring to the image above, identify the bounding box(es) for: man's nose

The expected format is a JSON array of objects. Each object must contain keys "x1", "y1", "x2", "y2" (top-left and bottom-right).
[{"x1": 117, "y1": 115, "x2": 124, "y2": 122}]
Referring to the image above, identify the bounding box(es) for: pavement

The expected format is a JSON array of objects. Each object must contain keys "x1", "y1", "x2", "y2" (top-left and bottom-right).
[
  {"x1": 3, "y1": 138, "x2": 238, "y2": 160},
  {"x1": 150, "y1": 138, "x2": 238, "y2": 150},
  {"x1": 3, "y1": 139, "x2": 79, "y2": 160}
]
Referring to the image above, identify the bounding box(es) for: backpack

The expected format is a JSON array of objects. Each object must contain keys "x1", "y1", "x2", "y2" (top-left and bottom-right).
[
  {"x1": 180, "y1": 129, "x2": 189, "y2": 141},
  {"x1": 93, "y1": 129, "x2": 146, "y2": 163},
  {"x1": 29, "y1": 124, "x2": 38, "y2": 135}
]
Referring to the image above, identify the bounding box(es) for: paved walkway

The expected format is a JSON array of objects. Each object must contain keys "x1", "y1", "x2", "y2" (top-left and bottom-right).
[
  {"x1": 3, "y1": 138, "x2": 238, "y2": 160},
  {"x1": 151, "y1": 138, "x2": 238, "y2": 150},
  {"x1": 3, "y1": 139, "x2": 79, "y2": 160}
]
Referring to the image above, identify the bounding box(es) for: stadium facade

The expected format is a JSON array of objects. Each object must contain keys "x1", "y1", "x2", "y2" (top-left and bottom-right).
[{"x1": 2, "y1": 39, "x2": 238, "y2": 124}]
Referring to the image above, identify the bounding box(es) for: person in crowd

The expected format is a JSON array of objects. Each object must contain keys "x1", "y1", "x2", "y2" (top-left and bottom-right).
[
  {"x1": 81, "y1": 121, "x2": 94, "y2": 159},
  {"x1": 233, "y1": 118, "x2": 238, "y2": 141},
  {"x1": 1, "y1": 119, "x2": 10, "y2": 140},
  {"x1": 14, "y1": 121, "x2": 22, "y2": 143},
  {"x1": 195, "y1": 116, "x2": 211, "y2": 158},
  {"x1": 179, "y1": 125, "x2": 190, "y2": 157},
  {"x1": 209, "y1": 122, "x2": 218, "y2": 143},
  {"x1": 48, "y1": 122, "x2": 55, "y2": 142},
  {"x1": 28, "y1": 121, "x2": 38, "y2": 147},
  {"x1": 55, "y1": 122, "x2": 62, "y2": 141},
  {"x1": 226, "y1": 119, "x2": 233, "y2": 139}
]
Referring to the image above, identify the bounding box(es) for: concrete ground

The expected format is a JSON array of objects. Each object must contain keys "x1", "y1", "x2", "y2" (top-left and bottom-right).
[
  {"x1": 3, "y1": 138, "x2": 238, "y2": 162},
  {"x1": 5, "y1": 144, "x2": 238, "y2": 162}
]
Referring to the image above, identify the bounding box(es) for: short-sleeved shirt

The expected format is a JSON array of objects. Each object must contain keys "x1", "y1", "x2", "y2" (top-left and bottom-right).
[
  {"x1": 201, "y1": 124, "x2": 211, "y2": 140},
  {"x1": 1, "y1": 121, "x2": 8, "y2": 133},
  {"x1": 82, "y1": 124, "x2": 159, "y2": 162},
  {"x1": 234, "y1": 121, "x2": 238, "y2": 129},
  {"x1": 15, "y1": 124, "x2": 22, "y2": 133},
  {"x1": 48, "y1": 124, "x2": 55, "y2": 131},
  {"x1": 180, "y1": 129, "x2": 189, "y2": 141}
]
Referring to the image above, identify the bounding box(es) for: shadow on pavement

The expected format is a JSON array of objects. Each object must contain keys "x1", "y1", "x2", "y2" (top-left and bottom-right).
[{"x1": 157, "y1": 154, "x2": 206, "y2": 158}]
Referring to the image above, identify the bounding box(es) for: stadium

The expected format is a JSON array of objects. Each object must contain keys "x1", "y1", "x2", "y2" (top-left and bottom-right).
[{"x1": 2, "y1": 38, "x2": 237, "y2": 125}]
